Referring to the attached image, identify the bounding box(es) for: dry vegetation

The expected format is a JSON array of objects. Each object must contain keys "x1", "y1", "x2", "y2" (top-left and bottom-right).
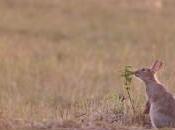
[{"x1": 0, "y1": 0, "x2": 174, "y2": 129}]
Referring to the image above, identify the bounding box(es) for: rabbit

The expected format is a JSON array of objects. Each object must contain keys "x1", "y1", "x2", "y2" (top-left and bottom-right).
[{"x1": 134, "y1": 60, "x2": 175, "y2": 128}]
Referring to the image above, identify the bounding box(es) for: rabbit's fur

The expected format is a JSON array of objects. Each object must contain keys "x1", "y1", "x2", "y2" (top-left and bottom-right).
[{"x1": 134, "y1": 60, "x2": 175, "y2": 128}]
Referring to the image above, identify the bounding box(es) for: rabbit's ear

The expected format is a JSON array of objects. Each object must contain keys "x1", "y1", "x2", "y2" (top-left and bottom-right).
[{"x1": 151, "y1": 60, "x2": 163, "y2": 72}]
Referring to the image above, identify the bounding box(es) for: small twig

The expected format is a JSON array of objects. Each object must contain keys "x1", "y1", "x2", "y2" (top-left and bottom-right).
[{"x1": 126, "y1": 87, "x2": 136, "y2": 113}]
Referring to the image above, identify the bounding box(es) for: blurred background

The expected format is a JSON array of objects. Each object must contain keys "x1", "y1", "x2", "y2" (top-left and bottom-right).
[{"x1": 0, "y1": 0, "x2": 175, "y2": 122}]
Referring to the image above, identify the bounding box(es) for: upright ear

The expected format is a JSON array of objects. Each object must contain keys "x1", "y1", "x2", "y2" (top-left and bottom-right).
[{"x1": 151, "y1": 60, "x2": 163, "y2": 73}]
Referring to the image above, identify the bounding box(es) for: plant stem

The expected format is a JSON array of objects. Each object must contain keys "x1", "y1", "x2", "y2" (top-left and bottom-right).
[{"x1": 126, "y1": 87, "x2": 135, "y2": 114}]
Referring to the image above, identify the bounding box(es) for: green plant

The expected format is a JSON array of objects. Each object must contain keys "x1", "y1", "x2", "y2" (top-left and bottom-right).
[
  {"x1": 121, "y1": 66, "x2": 134, "y2": 86},
  {"x1": 121, "y1": 66, "x2": 135, "y2": 113}
]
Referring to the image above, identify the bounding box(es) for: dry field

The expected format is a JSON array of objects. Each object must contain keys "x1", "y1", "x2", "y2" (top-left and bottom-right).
[{"x1": 0, "y1": 0, "x2": 175, "y2": 129}]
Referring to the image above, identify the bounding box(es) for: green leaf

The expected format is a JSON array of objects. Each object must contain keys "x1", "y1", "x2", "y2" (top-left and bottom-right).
[{"x1": 121, "y1": 66, "x2": 134, "y2": 87}]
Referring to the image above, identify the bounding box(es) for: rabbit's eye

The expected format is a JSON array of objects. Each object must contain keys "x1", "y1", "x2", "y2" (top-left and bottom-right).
[{"x1": 142, "y1": 68, "x2": 146, "y2": 72}]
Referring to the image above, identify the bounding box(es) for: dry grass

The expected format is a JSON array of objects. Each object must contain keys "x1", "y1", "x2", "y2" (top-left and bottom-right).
[{"x1": 0, "y1": 0, "x2": 174, "y2": 129}]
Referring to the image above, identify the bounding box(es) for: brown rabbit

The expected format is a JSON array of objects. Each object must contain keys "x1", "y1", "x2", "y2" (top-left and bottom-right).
[{"x1": 134, "y1": 60, "x2": 175, "y2": 128}]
